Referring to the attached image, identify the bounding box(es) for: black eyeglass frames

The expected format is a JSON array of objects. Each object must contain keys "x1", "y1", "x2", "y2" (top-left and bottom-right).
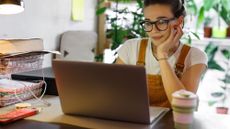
[{"x1": 140, "y1": 18, "x2": 176, "y2": 32}]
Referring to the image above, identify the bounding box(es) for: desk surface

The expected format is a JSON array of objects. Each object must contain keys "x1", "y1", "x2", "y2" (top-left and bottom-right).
[
  {"x1": 0, "y1": 96, "x2": 230, "y2": 129},
  {"x1": 0, "y1": 120, "x2": 86, "y2": 129},
  {"x1": 0, "y1": 112, "x2": 174, "y2": 129}
]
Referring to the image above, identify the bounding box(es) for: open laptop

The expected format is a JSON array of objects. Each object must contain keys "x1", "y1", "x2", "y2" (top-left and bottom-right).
[{"x1": 52, "y1": 60, "x2": 169, "y2": 124}]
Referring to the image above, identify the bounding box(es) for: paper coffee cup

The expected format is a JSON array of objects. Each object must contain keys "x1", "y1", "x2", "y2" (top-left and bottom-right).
[{"x1": 172, "y1": 90, "x2": 197, "y2": 129}]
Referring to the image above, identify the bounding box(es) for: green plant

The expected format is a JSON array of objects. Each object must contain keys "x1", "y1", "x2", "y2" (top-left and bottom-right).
[
  {"x1": 203, "y1": 16, "x2": 212, "y2": 27},
  {"x1": 184, "y1": 0, "x2": 198, "y2": 16},
  {"x1": 197, "y1": 0, "x2": 230, "y2": 107},
  {"x1": 97, "y1": 0, "x2": 146, "y2": 51},
  {"x1": 205, "y1": 43, "x2": 224, "y2": 71},
  {"x1": 182, "y1": 31, "x2": 200, "y2": 45},
  {"x1": 95, "y1": 54, "x2": 104, "y2": 62},
  {"x1": 205, "y1": 43, "x2": 230, "y2": 107},
  {"x1": 96, "y1": 0, "x2": 132, "y2": 15},
  {"x1": 221, "y1": 49, "x2": 230, "y2": 84},
  {"x1": 219, "y1": 49, "x2": 230, "y2": 106},
  {"x1": 179, "y1": 0, "x2": 200, "y2": 44},
  {"x1": 196, "y1": 0, "x2": 230, "y2": 28},
  {"x1": 108, "y1": 2, "x2": 146, "y2": 50},
  {"x1": 215, "y1": 0, "x2": 230, "y2": 26}
]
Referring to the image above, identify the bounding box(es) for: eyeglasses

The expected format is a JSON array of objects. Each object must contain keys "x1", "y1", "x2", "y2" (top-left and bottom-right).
[{"x1": 140, "y1": 18, "x2": 176, "y2": 32}]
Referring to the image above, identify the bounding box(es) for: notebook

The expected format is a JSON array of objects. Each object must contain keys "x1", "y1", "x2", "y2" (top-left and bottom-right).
[{"x1": 52, "y1": 60, "x2": 169, "y2": 124}]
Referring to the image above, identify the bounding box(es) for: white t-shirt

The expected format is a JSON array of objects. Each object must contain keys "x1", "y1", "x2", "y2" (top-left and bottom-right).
[{"x1": 117, "y1": 38, "x2": 208, "y2": 74}]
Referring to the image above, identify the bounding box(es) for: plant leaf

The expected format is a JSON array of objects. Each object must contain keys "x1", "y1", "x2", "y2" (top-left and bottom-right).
[
  {"x1": 221, "y1": 49, "x2": 230, "y2": 60},
  {"x1": 208, "y1": 101, "x2": 217, "y2": 106},
  {"x1": 211, "y1": 92, "x2": 224, "y2": 97},
  {"x1": 188, "y1": 34, "x2": 192, "y2": 44},
  {"x1": 111, "y1": 28, "x2": 128, "y2": 50},
  {"x1": 136, "y1": 0, "x2": 143, "y2": 8},
  {"x1": 203, "y1": 0, "x2": 217, "y2": 11},
  {"x1": 98, "y1": 0, "x2": 105, "y2": 5},
  {"x1": 110, "y1": 0, "x2": 131, "y2": 3},
  {"x1": 208, "y1": 60, "x2": 225, "y2": 71},
  {"x1": 96, "y1": 7, "x2": 107, "y2": 15},
  {"x1": 220, "y1": 75, "x2": 230, "y2": 84},
  {"x1": 205, "y1": 43, "x2": 218, "y2": 61},
  {"x1": 185, "y1": 0, "x2": 198, "y2": 15},
  {"x1": 94, "y1": 54, "x2": 104, "y2": 62},
  {"x1": 196, "y1": 6, "x2": 205, "y2": 29},
  {"x1": 218, "y1": 5, "x2": 230, "y2": 25},
  {"x1": 190, "y1": 32, "x2": 200, "y2": 40},
  {"x1": 222, "y1": 0, "x2": 230, "y2": 12}
]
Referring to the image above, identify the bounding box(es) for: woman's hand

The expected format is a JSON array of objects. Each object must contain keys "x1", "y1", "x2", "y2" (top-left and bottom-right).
[{"x1": 156, "y1": 25, "x2": 184, "y2": 59}]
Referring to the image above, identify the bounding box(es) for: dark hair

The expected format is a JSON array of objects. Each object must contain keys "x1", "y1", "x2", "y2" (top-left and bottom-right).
[{"x1": 144, "y1": 0, "x2": 186, "y2": 18}]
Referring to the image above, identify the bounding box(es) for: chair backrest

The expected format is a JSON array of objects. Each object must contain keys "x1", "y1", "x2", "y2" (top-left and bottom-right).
[{"x1": 57, "y1": 31, "x2": 97, "y2": 62}]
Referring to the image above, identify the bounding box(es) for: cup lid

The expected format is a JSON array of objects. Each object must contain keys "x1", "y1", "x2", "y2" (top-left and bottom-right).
[{"x1": 172, "y1": 89, "x2": 197, "y2": 99}]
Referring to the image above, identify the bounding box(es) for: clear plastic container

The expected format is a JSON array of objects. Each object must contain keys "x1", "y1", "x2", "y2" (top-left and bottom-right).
[
  {"x1": 0, "y1": 54, "x2": 43, "y2": 75},
  {"x1": 0, "y1": 79, "x2": 44, "y2": 107}
]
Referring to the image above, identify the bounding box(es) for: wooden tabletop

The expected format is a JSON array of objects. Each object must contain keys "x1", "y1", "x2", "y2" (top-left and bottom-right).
[
  {"x1": 0, "y1": 120, "x2": 87, "y2": 129},
  {"x1": 0, "y1": 96, "x2": 229, "y2": 129},
  {"x1": 0, "y1": 111, "x2": 174, "y2": 129}
]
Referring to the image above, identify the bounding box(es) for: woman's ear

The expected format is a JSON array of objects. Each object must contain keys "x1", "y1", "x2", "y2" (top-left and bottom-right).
[{"x1": 177, "y1": 16, "x2": 184, "y2": 27}]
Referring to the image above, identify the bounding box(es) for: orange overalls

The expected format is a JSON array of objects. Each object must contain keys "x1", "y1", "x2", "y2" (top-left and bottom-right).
[{"x1": 136, "y1": 39, "x2": 191, "y2": 108}]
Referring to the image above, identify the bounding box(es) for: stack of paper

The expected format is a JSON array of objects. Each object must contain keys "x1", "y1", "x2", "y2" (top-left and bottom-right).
[
  {"x1": 0, "y1": 38, "x2": 60, "y2": 75},
  {"x1": 0, "y1": 79, "x2": 43, "y2": 107},
  {"x1": 0, "y1": 38, "x2": 44, "y2": 54}
]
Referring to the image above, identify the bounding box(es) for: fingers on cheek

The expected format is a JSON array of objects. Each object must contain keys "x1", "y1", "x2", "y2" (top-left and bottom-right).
[
  {"x1": 171, "y1": 26, "x2": 176, "y2": 36},
  {"x1": 171, "y1": 28, "x2": 176, "y2": 38},
  {"x1": 179, "y1": 27, "x2": 184, "y2": 36},
  {"x1": 176, "y1": 26, "x2": 183, "y2": 36},
  {"x1": 174, "y1": 28, "x2": 181, "y2": 39},
  {"x1": 174, "y1": 28, "x2": 178, "y2": 36}
]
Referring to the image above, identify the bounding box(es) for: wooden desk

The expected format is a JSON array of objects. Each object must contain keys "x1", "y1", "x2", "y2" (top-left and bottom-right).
[
  {"x1": 0, "y1": 120, "x2": 86, "y2": 129},
  {"x1": 0, "y1": 112, "x2": 173, "y2": 129},
  {"x1": 0, "y1": 96, "x2": 229, "y2": 129}
]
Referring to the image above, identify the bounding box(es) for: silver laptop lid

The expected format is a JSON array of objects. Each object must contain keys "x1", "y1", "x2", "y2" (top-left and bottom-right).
[{"x1": 52, "y1": 60, "x2": 151, "y2": 124}]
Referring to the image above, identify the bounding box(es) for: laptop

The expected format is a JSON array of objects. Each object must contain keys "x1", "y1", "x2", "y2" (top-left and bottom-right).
[{"x1": 52, "y1": 60, "x2": 169, "y2": 124}]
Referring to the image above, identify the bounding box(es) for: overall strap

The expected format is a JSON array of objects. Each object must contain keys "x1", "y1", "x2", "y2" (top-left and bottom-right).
[
  {"x1": 136, "y1": 39, "x2": 148, "y2": 66},
  {"x1": 175, "y1": 44, "x2": 191, "y2": 78}
]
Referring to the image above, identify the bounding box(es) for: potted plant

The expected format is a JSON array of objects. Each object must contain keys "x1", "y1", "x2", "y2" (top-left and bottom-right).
[
  {"x1": 218, "y1": 0, "x2": 230, "y2": 37},
  {"x1": 223, "y1": 11, "x2": 230, "y2": 38},
  {"x1": 227, "y1": 12, "x2": 230, "y2": 37},
  {"x1": 211, "y1": 2, "x2": 227, "y2": 38},
  {"x1": 227, "y1": 23, "x2": 230, "y2": 37},
  {"x1": 227, "y1": 25, "x2": 230, "y2": 37},
  {"x1": 203, "y1": 16, "x2": 212, "y2": 38},
  {"x1": 215, "y1": 49, "x2": 230, "y2": 114},
  {"x1": 196, "y1": 0, "x2": 230, "y2": 38},
  {"x1": 196, "y1": 0, "x2": 212, "y2": 31},
  {"x1": 212, "y1": 0, "x2": 230, "y2": 38},
  {"x1": 195, "y1": 1, "x2": 213, "y2": 38},
  {"x1": 206, "y1": 44, "x2": 230, "y2": 114}
]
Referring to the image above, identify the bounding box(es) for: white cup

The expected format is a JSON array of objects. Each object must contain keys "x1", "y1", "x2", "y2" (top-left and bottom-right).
[{"x1": 172, "y1": 90, "x2": 197, "y2": 129}]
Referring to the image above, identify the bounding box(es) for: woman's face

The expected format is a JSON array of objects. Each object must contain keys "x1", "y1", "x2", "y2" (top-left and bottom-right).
[{"x1": 143, "y1": 4, "x2": 178, "y2": 46}]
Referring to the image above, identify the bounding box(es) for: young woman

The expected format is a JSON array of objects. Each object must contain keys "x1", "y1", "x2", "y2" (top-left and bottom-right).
[{"x1": 116, "y1": 0, "x2": 207, "y2": 108}]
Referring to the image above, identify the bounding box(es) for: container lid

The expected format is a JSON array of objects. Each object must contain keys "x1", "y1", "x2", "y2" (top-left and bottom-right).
[{"x1": 172, "y1": 89, "x2": 197, "y2": 100}]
